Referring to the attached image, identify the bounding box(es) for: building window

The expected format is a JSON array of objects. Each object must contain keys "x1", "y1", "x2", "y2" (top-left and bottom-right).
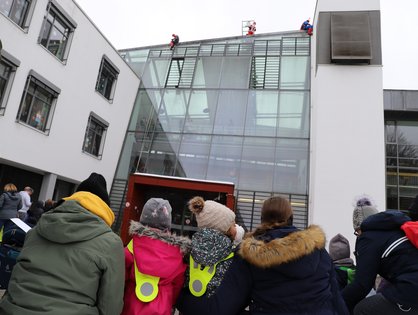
[
  {"x1": 165, "y1": 57, "x2": 196, "y2": 88},
  {"x1": 16, "y1": 70, "x2": 60, "y2": 134},
  {"x1": 0, "y1": 51, "x2": 20, "y2": 115},
  {"x1": 83, "y1": 113, "x2": 108, "y2": 158},
  {"x1": 39, "y1": 0, "x2": 77, "y2": 62},
  {"x1": 0, "y1": 0, "x2": 36, "y2": 30},
  {"x1": 95, "y1": 56, "x2": 119, "y2": 101}
]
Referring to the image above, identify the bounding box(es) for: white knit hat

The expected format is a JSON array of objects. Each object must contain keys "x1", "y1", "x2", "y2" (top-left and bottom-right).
[{"x1": 188, "y1": 196, "x2": 235, "y2": 234}]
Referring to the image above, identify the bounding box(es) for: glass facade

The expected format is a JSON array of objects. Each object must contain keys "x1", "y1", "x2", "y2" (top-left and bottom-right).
[{"x1": 114, "y1": 33, "x2": 311, "y2": 230}]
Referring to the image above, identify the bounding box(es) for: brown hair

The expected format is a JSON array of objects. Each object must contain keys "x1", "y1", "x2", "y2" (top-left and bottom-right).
[
  {"x1": 4, "y1": 183, "x2": 18, "y2": 192},
  {"x1": 261, "y1": 196, "x2": 293, "y2": 226}
]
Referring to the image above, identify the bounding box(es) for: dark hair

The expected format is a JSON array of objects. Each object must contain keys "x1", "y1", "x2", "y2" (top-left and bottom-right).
[
  {"x1": 43, "y1": 199, "x2": 56, "y2": 212},
  {"x1": 25, "y1": 201, "x2": 45, "y2": 227}
]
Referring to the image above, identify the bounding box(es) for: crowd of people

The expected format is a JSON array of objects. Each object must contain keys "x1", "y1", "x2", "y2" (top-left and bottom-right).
[{"x1": 1, "y1": 173, "x2": 418, "y2": 314}]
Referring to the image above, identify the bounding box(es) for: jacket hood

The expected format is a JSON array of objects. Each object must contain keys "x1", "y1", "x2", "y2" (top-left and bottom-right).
[
  {"x1": 4, "y1": 191, "x2": 20, "y2": 200},
  {"x1": 191, "y1": 228, "x2": 233, "y2": 265},
  {"x1": 239, "y1": 225, "x2": 326, "y2": 269},
  {"x1": 129, "y1": 222, "x2": 191, "y2": 278},
  {"x1": 361, "y1": 210, "x2": 410, "y2": 232},
  {"x1": 36, "y1": 199, "x2": 112, "y2": 244},
  {"x1": 63, "y1": 191, "x2": 114, "y2": 226},
  {"x1": 129, "y1": 221, "x2": 191, "y2": 255}
]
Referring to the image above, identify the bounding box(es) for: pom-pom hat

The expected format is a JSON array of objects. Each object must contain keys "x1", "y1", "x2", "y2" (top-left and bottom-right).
[
  {"x1": 188, "y1": 196, "x2": 235, "y2": 234},
  {"x1": 352, "y1": 195, "x2": 378, "y2": 231}
]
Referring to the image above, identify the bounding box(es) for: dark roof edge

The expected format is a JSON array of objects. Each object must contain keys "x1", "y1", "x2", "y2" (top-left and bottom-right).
[{"x1": 118, "y1": 30, "x2": 305, "y2": 52}]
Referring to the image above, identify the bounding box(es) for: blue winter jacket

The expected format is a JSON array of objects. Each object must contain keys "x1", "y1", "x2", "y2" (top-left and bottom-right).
[
  {"x1": 342, "y1": 210, "x2": 418, "y2": 312},
  {"x1": 178, "y1": 225, "x2": 348, "y2": 315}
]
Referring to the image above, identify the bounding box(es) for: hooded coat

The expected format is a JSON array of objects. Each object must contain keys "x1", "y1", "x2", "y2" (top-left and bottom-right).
[
  {"x1": 0, "y1": 191, "x2": 22, "y2": 220},
  {"x1": 178, "y1": 225, "x2": 348, "y2": 315},
  {"x1": 121, "y1": 221, "x2": 191, "y2": 315},
  {"x1": 0, "y1": 192, "x2": 125, "y2": 315},
  {"x1": 342, "y1": 210, "x2": 418, "y2": 312}
]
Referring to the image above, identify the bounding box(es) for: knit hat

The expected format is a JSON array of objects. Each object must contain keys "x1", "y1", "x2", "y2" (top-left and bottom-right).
[
  {"x1": 188, "y1": 196, "x2": 235, "y2": 234},
  {"x1": 329, "y1": 233, "x2": 351, "y2": 261},
  {"x1": 352, "y1": 205, "x2": 378, "y2": 230},
  {"x1": 76, "y1": 172, "x2": 110, "y2": 205},
  {"x1": 140, "y1": 198, "x2": 172, "y2": 231}
]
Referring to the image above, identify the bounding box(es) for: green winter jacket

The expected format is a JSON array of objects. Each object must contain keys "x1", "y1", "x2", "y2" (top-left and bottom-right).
[{"x1": 0, "y1": 192, "x2": 125, "y2": 315}]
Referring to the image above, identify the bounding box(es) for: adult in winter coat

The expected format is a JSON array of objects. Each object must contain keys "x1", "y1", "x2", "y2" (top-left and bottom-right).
[
  {"x1": 178, "y1": 196, "x2": 348, "y2": 315},
  {"x1": 0, "y1": 173, "x2": 125, "y2": 315},
  {"x1": 121, "y1": 198, "x2": 191, "y2": 315},
  {"x1": 342, "y1": 210, "x2": 418, "y2": 314},
  {"x1": 0, "y1": 183, "x2": 22, "y2": 233}
]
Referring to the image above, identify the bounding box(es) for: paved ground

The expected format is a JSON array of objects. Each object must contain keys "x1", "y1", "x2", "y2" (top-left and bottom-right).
[{"x1": 0, "y1": 289, "x2": 4, "y2": 297}]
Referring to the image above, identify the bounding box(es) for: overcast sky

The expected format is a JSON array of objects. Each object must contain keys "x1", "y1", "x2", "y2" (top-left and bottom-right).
[{"x1": 75, "y1": 0, "x2": 417, "y2": 90}]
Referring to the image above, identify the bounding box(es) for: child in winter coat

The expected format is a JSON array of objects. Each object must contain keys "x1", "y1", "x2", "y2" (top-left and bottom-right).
[
  {"x1": 121, "y1": 198, "x2": 191, "y2": 315},
  {"x1": 328, "y1": 233, "x2": 356, "y2": 290},
  {"x1": 187, "y1": 196, "x2": 244, "y2": 298}
]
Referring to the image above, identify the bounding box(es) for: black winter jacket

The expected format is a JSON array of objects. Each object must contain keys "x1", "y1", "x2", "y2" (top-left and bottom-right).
[{"x1": 342, "y1": 210, "x2": 418, "y2": 312}]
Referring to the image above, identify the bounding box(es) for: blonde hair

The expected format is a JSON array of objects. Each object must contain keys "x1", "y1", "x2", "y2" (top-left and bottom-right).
[{"x1": 4, "y1": 183, "x2": 18, "y2": 192}]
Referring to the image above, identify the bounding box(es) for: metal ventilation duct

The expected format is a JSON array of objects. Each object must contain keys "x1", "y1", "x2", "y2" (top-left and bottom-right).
[{"x1": 331, "y1": 12, "x2": 372, "y2": 63}]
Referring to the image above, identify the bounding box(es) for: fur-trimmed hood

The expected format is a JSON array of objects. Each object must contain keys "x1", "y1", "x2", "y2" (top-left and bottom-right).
[
  {"x1": 239, "y1": 225, "x2": 326, "y2": 269},
  {"x1": 129, "y1": 221, "x2": 191, "y2": 255}
]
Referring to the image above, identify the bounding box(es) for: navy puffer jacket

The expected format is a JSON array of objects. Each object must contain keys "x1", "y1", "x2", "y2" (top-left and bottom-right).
[{"x1": 342, "y1": 210, "x2": 418, "y2": 312}]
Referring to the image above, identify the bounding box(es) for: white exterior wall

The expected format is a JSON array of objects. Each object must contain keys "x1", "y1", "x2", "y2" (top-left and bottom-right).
[
  {"x1": 0, "y1": 0, "x2": 140, "y2": 192},
  {"x1": 310, "y1": 0, "x2": 385, "y2": 249}
]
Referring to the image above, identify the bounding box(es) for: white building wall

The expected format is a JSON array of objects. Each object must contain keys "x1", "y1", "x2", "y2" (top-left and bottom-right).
[
  {"x1": 310, "y1": 0, "x2": 386, "y2": 249},
  {"x1": 0, "y1": 0, "x2": 140, "y2": 193}
]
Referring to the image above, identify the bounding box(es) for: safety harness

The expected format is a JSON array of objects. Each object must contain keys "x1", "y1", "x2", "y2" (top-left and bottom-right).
[
  {"x1": 127, "y1": 240, "x2": 160, "y2": 302},
  {"x1": 189, "y1": 252, "x2": 234, "y2": 297}
]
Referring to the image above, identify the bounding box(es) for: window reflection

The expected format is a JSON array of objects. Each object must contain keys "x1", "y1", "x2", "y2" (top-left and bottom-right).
[
  {"x1": 214, "y1": 90, "x2": 247, "y2": 135},
  {"x1": 280, "y1": 56, "x2": 310, "y2": 90}
]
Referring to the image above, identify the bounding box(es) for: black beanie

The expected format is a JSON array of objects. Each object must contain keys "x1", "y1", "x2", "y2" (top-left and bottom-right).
[{"x1": 76, "y1": 173, "x2": 110, "y2": 205}]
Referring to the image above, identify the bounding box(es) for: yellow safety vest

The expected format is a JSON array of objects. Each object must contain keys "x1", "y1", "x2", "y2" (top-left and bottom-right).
[
  {"x1": 189, "y1": 252, "x2": 234, "y2": 297},
  {"x1": 127, "y1": 240, "x2": 160, "y2": 302}
]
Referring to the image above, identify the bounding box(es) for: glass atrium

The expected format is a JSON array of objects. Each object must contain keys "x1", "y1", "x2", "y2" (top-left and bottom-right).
[{"x1": 113, "y1": 32, "x2": 311, "y2": 231}]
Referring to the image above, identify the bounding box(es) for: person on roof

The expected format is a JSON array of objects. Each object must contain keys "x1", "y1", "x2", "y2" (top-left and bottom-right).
[
  {"x1": 170, "y1": 34, "x2": 180, "y2": 50},
  {"x1": 247, "y1": 21, "x2": 256, "y2": 36}
]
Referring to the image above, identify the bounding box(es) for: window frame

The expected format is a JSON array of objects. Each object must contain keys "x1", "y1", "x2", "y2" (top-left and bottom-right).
[
  {"x1": 16, "y1": 70, "x2": 60, "y2": 134},
  {"x1": 95, "y1": 55, "x2": 119, "y2": 102},
  {"x1": 82, "y1": 112, "x2": 109, "y2": 159},
  {"x1": 0, "y1": 0, "x2": 37, "y2": 31},
  {"x1": 38, "y1": 0, "x2": 77, "y2": 63},
  {"x1": 0, "y1": 50, "x2": 20, "y2": 116}
]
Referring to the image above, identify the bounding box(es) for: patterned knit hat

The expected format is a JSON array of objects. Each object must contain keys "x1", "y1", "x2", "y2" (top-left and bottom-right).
[
  {"x1": 140, "y1": 198, "x2": 172, "y2": 231},
  {"x1": 352, "y1": 204, "x2": 378, "y2": 231},
  {"x1": 188, "y1": 196, "x2": 235, "y2": 234},
  {"x1": 76, "y1": 173, "x2": 110, "y2": 205}
]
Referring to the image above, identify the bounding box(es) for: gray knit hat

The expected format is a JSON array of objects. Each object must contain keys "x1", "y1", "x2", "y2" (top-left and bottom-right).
[
  {"x1": 140, "y1": 198, "x2": 172, "y2": 231},
  {"x1": 188, "y1": 196, "x2": 235, "y2": 234},
  {"x1": 329, "y1": 233, "x2": 351, "y2": 261},
  {"x1": 352, "y1": 205, "x2": 378, "y2": 231}
]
